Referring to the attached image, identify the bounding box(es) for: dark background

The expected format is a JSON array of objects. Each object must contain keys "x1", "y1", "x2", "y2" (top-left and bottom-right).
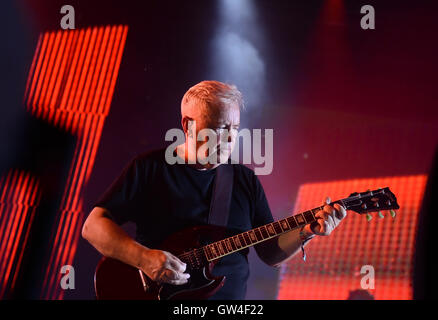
[{"x1": 1, "y1": 0, "x2": 437, "y2": 299}]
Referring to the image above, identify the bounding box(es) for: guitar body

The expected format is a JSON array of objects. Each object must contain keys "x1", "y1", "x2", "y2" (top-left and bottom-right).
[{"x1": 94, "y1": 225, "x2": 227, "y2": 300}]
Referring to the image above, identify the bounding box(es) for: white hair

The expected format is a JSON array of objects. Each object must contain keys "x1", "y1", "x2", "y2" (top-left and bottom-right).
[{"x1": 181, "y1": 80, "x2": 245, "y2": 116}]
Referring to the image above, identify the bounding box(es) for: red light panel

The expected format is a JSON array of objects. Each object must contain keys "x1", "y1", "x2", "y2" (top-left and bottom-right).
[
  {"x1": 20, "y1": 25, "x2": 128, "y2": 299},
  {"x1": 0, "y1": 170, "x2": 42, "y2": 299},
  {"x1": 277, "y1": 175, "x2": 427, "y2": 300}
]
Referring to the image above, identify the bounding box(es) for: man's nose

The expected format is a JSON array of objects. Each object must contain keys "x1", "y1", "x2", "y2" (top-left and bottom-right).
[{"x1": 219, "y1": 132, "x2": 233, "y2": 144}]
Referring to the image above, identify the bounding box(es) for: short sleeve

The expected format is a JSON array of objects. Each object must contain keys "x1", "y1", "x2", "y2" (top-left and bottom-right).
[
  {"x1": 94, "y1": 157, "x2": 146, "y2": 225},
  {"x1": 251, "y1": 173, "x2": 274, "y2": 228}
]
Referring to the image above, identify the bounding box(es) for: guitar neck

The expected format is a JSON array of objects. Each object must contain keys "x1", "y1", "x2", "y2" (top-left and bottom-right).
[{"x1": 202, "y1": 199, "x2": 345, "y2": 262}]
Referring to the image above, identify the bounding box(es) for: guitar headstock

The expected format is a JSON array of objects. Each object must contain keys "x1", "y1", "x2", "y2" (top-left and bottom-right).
[{"x1": 343, "y1": 187, "x2": 399, "y2": 220}]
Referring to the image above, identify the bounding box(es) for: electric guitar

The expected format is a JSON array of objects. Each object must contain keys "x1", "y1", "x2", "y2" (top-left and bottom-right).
[{"x1": 94, "y1": 187, "x2": 399, "y2": 300}]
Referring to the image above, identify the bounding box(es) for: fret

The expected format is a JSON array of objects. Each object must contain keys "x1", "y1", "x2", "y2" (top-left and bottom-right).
[
  {"x1": 238, "y1": 234, "x2": 246, "y2": 246},
  {"x1": 210, "y1": 244, "x2": 218, "y2": 258},
  {"x1": 287, "y1": 216, "x2": 298, "y2": 229},
  {"x1": 243, "y1": 232, "x2": 251, "y2": 245},
  {"x1": 214, "y1": 243, "x2": 222, "y2": 256},
  {"x1": 295, "y1": 213, "x2": 306, "y2": 225},
  {"x1": 220, "y1": 240, "x2": 228, "y2": 254},
  {"x1": 203, "y1": 246, "x2": 212, "y2": 261},
  {"x1": 215, "y1": 242, "x2": 224, "y2": 256},
  {"x1": 254, "y1": 228, "x2": 263, "y2": 241},
  {"x1": 260, "y1": 226, "x2": 269, "y2": 238},
  {"x1": 280, "y1": 218, "x2": 290, "y2": 231},
  {"x1": 234, "y1": 235, "x2": 241, "y2": 248},
  {"x1": 248, "y1": 230, "x2": 257, "y2": 242},
  {"x1": 273, "y1": 221, "x2": 282, "y2": 234},
  {"x1": 225, "y1": 239, "x2": 233, "y2": 251},
  {"x1": 229, "y1": 237, "x2": 237, "y2": 250},
  {"x1": 204, "y1": 246, "x2": 211, "y2": 260},
  {"x1": 266, "y1": 224, "x2": 276, "y2": 236},
  {"x1": 303, "y1": 210, "x2": 314, "y2": 223}
]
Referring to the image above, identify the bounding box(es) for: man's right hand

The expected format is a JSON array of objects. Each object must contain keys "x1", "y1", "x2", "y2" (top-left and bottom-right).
[
  {"x1": 140, "y1": 249, "x2": 190, "y2": 285},
  {"x1": 82, "y1": 207, "x2": 190, "y2": 286}
]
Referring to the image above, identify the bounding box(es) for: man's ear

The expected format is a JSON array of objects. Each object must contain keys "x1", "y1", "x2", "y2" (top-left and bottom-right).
[{"x1": 181, "y1": 116, "x2": 194, "y2": 135}]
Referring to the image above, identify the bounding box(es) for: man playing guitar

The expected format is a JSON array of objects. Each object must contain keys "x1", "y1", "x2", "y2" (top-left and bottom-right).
[{"x1": 82, "y1": 80, "x2": 347, "y2": 299}]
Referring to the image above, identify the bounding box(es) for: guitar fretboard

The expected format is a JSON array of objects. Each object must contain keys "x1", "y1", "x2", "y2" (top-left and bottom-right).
[
  {"x1": 177, "y1": 187, "x2": 398, "y2": 269},
  {"x1": 202, "y1": 204, "x2": 331, "y2": 262}
]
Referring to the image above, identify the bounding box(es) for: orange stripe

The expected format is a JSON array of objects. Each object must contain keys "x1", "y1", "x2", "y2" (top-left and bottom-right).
[
  {"x1": 79, "y1": 27, "x2": 104, "y2": 114},
  {"x1": 47, "y1": 120, "x2": 93, "y2": 294},
  {"x1": 39, "y1": 31, "x2": 61, "y2": 110},
  {"x1": 49, "y1": 31, "x2": 72, "y2": 110},
  {"x1": 0, "y1": 173, "x2": 28, "y2": 287},
  {"x1": 83, "y1": 116, "x2": 103, "y2": 182},
  {"x1": 3, "y1": 178, "x2": 37, "y2": 291},
  {"x1": 98, "y1": 26, "x2": 120, "y2": 115},
  {"x1": 68, "y1": 116, "x2": 94, "y2": 209},
  {"x1": 89, "y1": 26, "x2": 111, "y2": 114},
  {"x1": 51, "y1": 209, "x2": 78, "y2": 298},
  {"x1": 11, "y1": 179, "x2": 41, "y2": 291},
  {"x1": 34, "y1": 32, "x2": 55, "y2": 117},
  {"x1": 24, "y1": 34, "x2": 43, "y2": 106},
  {"x1": 59, "y1": 30, "x2": 83, "y2": 110},
  {"x1": 71, "y1": 27, "x2": 97, "y2": 114},
  {"x1": 46, "y1": 208, "x2": 72, "y2": 297},
  {"x1": 45, "y1": 31, "x2": 67, "y2": 111},
  {"x1": 10, "y1": 204, "x2": 37, "y2": 291},
  {"x1": 102, "y1": 26, "x2": 128, "y2": 115},
  {"x1": 0, "y1": 171, "x2": 21, "y2": 269},
  {"x1": 67, "y1": 28, "x2": 91, "y2": 112},
  {"x1": 27, "y1": 33, "x2": 48, "y2": 113},
  {"x1": 95, "y1": 26, "x2": 117, "y2": 115}
]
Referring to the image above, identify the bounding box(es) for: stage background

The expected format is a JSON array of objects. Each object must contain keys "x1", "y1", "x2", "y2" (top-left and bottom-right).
[{"x1": 1, "y1": 0, "x2": 437, "y2": 299}]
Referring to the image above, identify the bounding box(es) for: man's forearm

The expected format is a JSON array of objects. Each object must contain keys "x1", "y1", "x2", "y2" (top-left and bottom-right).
[
  {"x1": 258, "y1": 227, "x2": 314, "y2": 267},
  {"x1": 82, "y1": 207, "x2": 148, "y2": 270}
]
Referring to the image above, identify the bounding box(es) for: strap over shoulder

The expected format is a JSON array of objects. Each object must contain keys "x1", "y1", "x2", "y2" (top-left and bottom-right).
[{"x1": 207, "y1": 164, "x2": 234, "y2": 228}]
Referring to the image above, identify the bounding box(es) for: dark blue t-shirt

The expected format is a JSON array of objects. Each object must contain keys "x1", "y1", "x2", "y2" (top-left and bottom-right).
[{"x1": 95, "y1": 148, "x2": 274, "y2": 299}]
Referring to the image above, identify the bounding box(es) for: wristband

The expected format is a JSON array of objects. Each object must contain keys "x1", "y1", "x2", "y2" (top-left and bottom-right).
[{"x1": 299, "y1": 226, "x2": 315, "y2": 261}]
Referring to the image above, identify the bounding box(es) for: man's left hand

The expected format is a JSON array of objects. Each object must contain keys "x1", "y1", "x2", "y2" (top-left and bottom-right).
[{"x1": 303, "y1": 197, "x2": 347, "y2": 236}]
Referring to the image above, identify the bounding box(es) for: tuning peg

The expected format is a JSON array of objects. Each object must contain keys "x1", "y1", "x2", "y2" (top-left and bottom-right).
[
  {"x1": 378, "y1": 211, "x2": 384, "y2": 219},
  {"x1": 390, "y1": 210, "x2": 397, "y2": 218},
  {"x1": 366, "y1": 214, "x2": 372, "y2": 221}
]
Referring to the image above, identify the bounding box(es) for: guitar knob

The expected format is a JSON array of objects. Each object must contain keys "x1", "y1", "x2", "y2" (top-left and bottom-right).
[{"x1": 361, "y1": 203, "x2": 367, "y2": 210}]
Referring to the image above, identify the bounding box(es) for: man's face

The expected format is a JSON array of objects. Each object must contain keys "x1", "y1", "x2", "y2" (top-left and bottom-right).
[{"x1": 187, "y1": 102, "x2": 240, "y2": 167}]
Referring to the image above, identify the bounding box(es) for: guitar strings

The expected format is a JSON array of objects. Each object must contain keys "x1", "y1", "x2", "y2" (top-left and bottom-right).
[{"x1": 176, "y1": 194, "x2": 387, "y2": 263}]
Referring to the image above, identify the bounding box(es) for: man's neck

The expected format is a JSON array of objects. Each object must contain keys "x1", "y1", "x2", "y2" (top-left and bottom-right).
[{"x1": 176, "y1": 143, "x2": 220, "y2": 171}]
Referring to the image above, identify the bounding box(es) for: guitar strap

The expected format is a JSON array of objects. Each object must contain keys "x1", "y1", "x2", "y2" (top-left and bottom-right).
[{"x1": 207, "y1": 164, "x2": 234, "y2": 229}]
